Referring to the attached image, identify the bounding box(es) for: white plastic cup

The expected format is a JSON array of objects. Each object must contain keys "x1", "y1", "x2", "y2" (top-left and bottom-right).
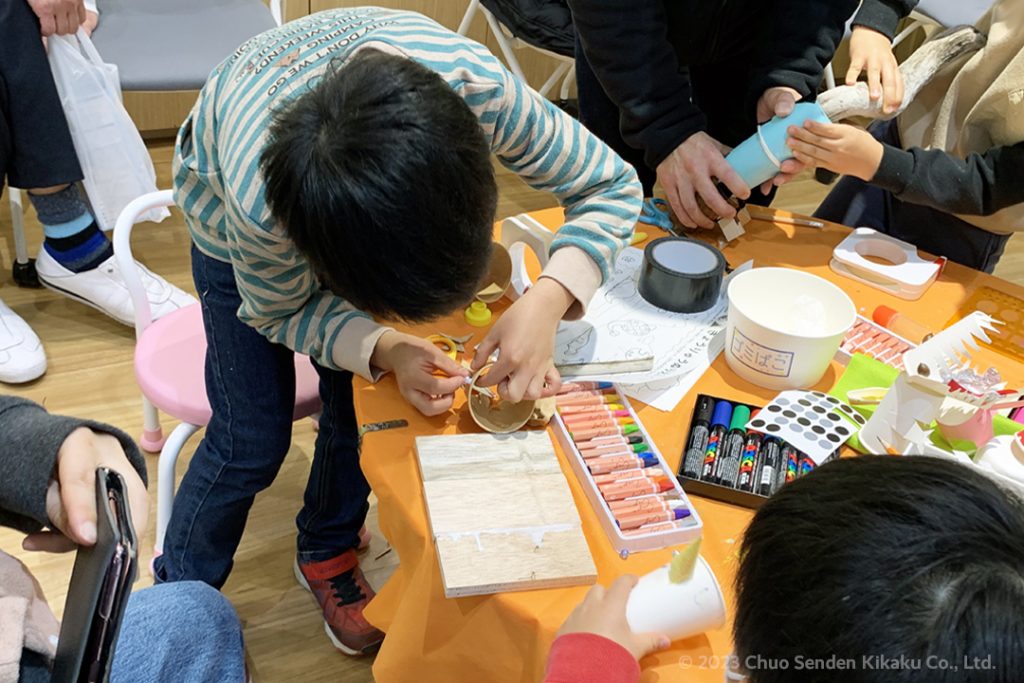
[
  {"x1": 625, "y1": 556, "x2": 726, "y2": 641},
  {"x1": 725, "y1": 267, "x2": 856, "y2": 390}
]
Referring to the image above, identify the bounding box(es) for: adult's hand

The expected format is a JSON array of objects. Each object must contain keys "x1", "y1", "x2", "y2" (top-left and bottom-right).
[
  {"x1": 23, "y1": 428, "x2": 148, "y2": 553},
  {"x1": 847, "y1": 26, "x2": 904, "y2": 115},
  {"x1": 82, "y1": 8, "x2": 98, "y2": 37},
  {"x1": 755, "y1": 86, "x2": 807, "y2": 192},
  {"x1": 27, "y1": 0, "x2": 86, "y2": 36},
  {"x1": 656, "y1": 132, "x2": 750, "y2": 229},
  {"x1": 557, "y1": 575, "x2": 670, "y2": 661}
]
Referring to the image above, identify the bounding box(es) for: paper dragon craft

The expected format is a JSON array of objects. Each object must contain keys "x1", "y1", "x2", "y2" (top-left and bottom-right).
[{"x1": 858, "y1": 312, "x2": 1019, "y2": 455}]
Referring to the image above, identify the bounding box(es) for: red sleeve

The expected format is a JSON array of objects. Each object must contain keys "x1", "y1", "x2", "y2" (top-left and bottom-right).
[{"x1": 543, "y1": 633, "x2": 641, "y2": 683}]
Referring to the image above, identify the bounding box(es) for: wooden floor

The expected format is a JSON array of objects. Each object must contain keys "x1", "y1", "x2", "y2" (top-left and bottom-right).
[{"x1": 2, "y1": 141, "x2": 1023, "y2": 682}]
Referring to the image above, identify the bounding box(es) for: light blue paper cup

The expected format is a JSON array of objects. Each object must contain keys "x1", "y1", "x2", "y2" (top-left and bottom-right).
[{"x1": 725, "y1": 102, "x2": 831, "y2": 188}]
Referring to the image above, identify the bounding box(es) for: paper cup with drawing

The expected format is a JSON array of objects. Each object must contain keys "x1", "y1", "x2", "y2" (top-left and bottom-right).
[{"x1": 725, "y1": 268, "x2": 856, "y2": 390}]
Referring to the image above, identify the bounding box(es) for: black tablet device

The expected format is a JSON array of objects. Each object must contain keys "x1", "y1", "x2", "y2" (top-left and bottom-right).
[{"x1": 52, "y1": 468, "x2": 138, "y2": 683}]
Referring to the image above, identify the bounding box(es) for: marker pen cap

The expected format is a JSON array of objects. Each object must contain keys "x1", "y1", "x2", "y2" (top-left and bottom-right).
[
  {"x1": 710, "y1": 401, "x2": 733, "y2": 428},
  {"x1": 729, "y1": 405, "x2": 751, "y2": 431},
  {"x1": 694, "y1": 396, "x2": 715, "y2": 423}
]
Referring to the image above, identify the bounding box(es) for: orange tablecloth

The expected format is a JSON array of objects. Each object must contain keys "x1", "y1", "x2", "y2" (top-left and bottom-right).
[{"x1": 357, "y1": 207, "x2": 1024, "y2": 682}]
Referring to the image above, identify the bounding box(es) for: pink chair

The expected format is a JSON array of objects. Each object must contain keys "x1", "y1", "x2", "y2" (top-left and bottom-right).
[{"x1": 112, "y1": 190, "x2": 323, "y2": 554}]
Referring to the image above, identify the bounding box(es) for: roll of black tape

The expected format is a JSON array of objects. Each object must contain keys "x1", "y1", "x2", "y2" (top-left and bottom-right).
[{"x1": 638, "y1": 237, "x2": 726, "y2": 313}]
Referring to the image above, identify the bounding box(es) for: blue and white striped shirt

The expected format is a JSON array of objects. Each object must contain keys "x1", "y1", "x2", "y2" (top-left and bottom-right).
[{"x1": 173, "y1": 7, "x2": 642, "y2": 379}]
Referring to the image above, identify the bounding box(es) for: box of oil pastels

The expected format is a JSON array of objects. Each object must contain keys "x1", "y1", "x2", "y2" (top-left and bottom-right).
[
  {"x1": 676, "y1": 391, "x2": 863, "y2": 509},
  {"x1": 550, "y1": 382, "x2": 703, "y2": 558}
]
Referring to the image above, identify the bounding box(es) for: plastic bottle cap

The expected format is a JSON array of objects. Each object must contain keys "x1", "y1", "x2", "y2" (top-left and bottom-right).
[
  {"x1": 873, "y1": 305, "x2": 899, "y2": 328},
  {"x1": 729, "y1": 405, "x2": 751, "y2": 431},
  {"x1": 465, "y1": 301, "x2": 492, "y2": 327}
]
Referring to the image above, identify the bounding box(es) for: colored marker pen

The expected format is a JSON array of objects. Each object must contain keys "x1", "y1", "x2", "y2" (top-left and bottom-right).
[
  {"x1": 587, "y1": 453, "x2": 657, "y2": 475},
  {"x1": 557, "y1": 402, "x2": 626, "y2": 415},
  {"x1": 713, "y1": 405, "x2": 751, "y2": 488},
  {"x1": 782, "y1": 444, "x2": 800, "y2": 485},
  {"x1": 591, "y1": 466, "x2": 664, "y2": 485},
  {"x1": 701, "y1": 401, "x2": 733, "y2": 482},
  {"x1": 798, "y1": 453, "x2": 815, "y2": 478},
  {"x1": 756, "y1": 436, "x2": 782, "y2": 496},
  {"x1": 680, "y1": 396, "x2": 715, "y2": 479},
  {"x1": 572, "y1": 423, "x2": 639, "y2": 442},
  {"x1": 616, "y1": 506, "x2": 692, "y2": 530},
  {"x1": 736, "y1": 428, "x2": 763, "y2": 492},
  {"x1": 600, "y1": 477, "x2": 673, "y2": 501},
  {"x1": 557, "y1": 381, "x2": 613, "y2": 394},
  {"x1": 622, "y1": 519, "x2": 694, "y2": 536}
]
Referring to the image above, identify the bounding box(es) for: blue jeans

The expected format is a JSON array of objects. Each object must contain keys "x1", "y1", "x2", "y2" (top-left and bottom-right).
[
  {"x1": 112, "y1": 582, "x2": 245, "y2": 682},
  {"x1": 153, "y1": 245, "x2": 370, "y2": 587},
  {"x1": 814, "y1": 120, "x2": 1009, "y2": 274}
]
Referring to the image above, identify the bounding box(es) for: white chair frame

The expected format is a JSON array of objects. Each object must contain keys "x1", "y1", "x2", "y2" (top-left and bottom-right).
[{"x1": 457, "y1": 0, "x2": 576, "y2": 101}]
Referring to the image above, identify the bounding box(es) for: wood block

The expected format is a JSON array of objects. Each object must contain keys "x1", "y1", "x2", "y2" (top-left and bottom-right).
[{"x1": 415, "y1": 431, "x2": 597, "y2": 597}]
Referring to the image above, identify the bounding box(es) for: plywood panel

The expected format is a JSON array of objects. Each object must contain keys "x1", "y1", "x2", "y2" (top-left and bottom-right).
[{"x1": 415, "y1": 431, "x2": 596, "y2": 597}]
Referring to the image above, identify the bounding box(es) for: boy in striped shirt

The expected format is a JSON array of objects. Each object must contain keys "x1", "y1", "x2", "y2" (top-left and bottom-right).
[{"x1": 161, "y1": 7, "x2": 641, "y2": 654}]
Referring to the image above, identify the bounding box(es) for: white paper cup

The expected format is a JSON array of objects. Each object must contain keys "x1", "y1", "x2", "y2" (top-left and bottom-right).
[
  {"x1": 725, "y1": 267, "x2": 855, "y2": 390},
  {"x1": 625, "y1": 556, "x2": 726, "y2": 641}
]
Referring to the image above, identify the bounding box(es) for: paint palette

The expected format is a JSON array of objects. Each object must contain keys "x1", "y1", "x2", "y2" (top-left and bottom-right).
[
  {"x1": 949, "y1": 287, "x2": 1024, "y2": 361},
  {"x1": 746, "y1": 390, "x2": 864, "y2": 465}
]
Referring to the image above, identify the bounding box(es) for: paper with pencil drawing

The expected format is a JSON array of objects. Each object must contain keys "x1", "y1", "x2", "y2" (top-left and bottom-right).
[{"x1": 553, "y1": 247, "x2": 751, "y2": 409}]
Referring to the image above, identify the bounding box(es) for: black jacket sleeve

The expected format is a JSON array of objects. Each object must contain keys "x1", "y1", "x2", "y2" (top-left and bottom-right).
[
  {"x1": 852, "y1": 0, "x2": 919, "y2": 39},
  {"x1": 0, "y1": 396, "x2": 147, "y2": 534},
  {"x1": 568, "y1": 0, "x2": 707, "y2": 169},
  {"x1": 748, "y1": 1, "x2": 860, "y2": 110},
  {"x1": 872, "y1": 141, "x2": 1024, "y2": 217}
]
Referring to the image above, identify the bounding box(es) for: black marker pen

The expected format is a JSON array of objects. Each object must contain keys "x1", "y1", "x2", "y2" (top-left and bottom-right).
[{"x1": 681, "y1": 396, "x2": 715, "y2": 479}]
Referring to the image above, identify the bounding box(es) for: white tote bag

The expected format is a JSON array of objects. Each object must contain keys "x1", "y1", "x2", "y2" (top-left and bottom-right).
[{"x1": 47, "y1": 29, "x2": 168, "y2": 230}]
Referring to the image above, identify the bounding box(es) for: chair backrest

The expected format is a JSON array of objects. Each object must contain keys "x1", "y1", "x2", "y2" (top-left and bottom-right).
[
  {"x1": 90, "y1": 0, "x2": 279, "y2": 91},
  {"x1": 111, "y1": 190, "x2": 176, "y2": 338},
  {"x1": 916, "y1": 0, "x2": 993, "y2": 27}
]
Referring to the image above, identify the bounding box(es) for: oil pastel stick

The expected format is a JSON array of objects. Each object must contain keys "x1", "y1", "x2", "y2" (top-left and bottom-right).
[
  {"x1": 701, "y1": 401, "x2": 733, "y2": 481},
  {"x1": 557, "y1": 394, "x2": 621, "y2": 408},
  {"x1": 616, "y1": 506, "x2": 692, "y2": 530},
  {"x1": 597, "y1": 472, "x2": 669, "y2": 495},
  {"x1": 577, "y1": 433, "x2": 645, "y2": 450},
  {"x1": 607, "y1": 494, "x2": 681, "y2": 514},
  {"x1": 680, "y1": 396, "x2": 714, "y2": 478},
  {"x1": 557, "y1": 381, "x2": 613, "y2": 394},
  {"x1": 563, "y1": 415, "x2": 634, "y2": 431},
  {"x1": 562, "y1": 410, "x2": 631, "y2": 427},
  {"x1": 599, "y1": 477, "x2": 673, "y2": 501},
  {"x1": 622, "y1": 519, "x2": 694, "y2": 536},
  {"x1": 756, "y1": 436, "x2": 782, "y2": 496},
  {"x1": 571, "y1": 423, "x2": 640, "y2": 441},
  {"x1": 557, "y1": 402, "x2": 626, "y2": 415},
  {"x1": 782, "y1": 444, "x2": 800, "y2": 486},
  {"x1": 713, "y1": 405, "x2": 750, "y2": 487},
  {"x1": 587, "y1": 453, "x2": 657, "y2": 475},
  {"x1": 591, "y1": 466, "x2": 664, "y2": 485},
  {"x1": 579, "y1": 443, "x2": 649, "y2": 459},
  {"x1": 736, "y1": 428, "x2": 763, "y2": 492}
]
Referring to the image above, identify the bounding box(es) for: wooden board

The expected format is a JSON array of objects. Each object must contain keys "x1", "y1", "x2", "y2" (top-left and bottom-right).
[{"x1": 415, "y1": 431, "x2": 596, "y2": 597}]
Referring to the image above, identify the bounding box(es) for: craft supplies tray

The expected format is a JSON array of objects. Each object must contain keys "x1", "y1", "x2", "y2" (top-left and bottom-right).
[
  {"x1": 676, "y1": 393, "x2": 843, "y2": 510},
  {"x1": 949, "y1": 286, "x2": 1024, "y2": 362},
  {"x1": 551, "y1": 386, "x2": 703, "y2": 558},
  {"x1": 835, "y1": 315, "x2": 916, "y2": 369}
]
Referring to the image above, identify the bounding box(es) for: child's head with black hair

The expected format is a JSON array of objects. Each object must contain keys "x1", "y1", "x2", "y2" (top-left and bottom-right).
[
  {"x1": 734, "y1": 455, "x2": 1024, "y2": 683},
  {"x1": 260, "y1": 48, "x2": 497, "y2": 321}
]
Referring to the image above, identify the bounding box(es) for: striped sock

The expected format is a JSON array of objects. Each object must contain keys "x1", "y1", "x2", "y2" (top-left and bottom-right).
[{"x1": 28, "y1": 186, "x2": 113, "y2": 273}]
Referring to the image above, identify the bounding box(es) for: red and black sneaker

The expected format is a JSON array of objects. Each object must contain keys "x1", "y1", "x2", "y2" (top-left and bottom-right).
[{"x1": 294, "y1": 550, "x2": 384, "y2": 655}]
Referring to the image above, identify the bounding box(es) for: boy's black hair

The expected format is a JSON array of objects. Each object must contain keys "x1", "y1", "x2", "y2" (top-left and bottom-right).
[
  {"x1": 735, "y1": 456, "x2": 1024, "y2": 683},
  {"x1": 260, "y1": 48, "x2": 497, "y2": 321}
]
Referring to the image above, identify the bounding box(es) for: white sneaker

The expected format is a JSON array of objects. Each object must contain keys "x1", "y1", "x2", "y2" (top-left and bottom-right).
[
  {"x1": 0, "y1": 299, "x2": 47, "y2": 384},
  {"x1": 35, "y1": 250, "x2": 196, "y2": 326}
]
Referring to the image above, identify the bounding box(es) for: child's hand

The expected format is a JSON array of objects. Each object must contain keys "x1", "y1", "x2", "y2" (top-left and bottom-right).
[
  {"x1": 557, "y1": 575, "x2": 670, "y2": 661},
  {"x1": 847, "y1": 26, "x2": 904, "y2": 115},
  {"x1": 471, "y1": 278, "x2": 570, "y2": 402},
  {"x1": 371, "y1": 331, "x2": 469, "y2": 416},
  {"x1": 23, "y1": 428, "x2": 149, "y2": 553},
  {"x1": 786, "y1": 120, "x2": 884, "y2": 181}
]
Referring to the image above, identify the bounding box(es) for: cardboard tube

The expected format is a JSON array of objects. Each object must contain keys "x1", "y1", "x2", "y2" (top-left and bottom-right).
[{"x1": 466, "y1": 363, "x2": 536, "y2": 434}]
